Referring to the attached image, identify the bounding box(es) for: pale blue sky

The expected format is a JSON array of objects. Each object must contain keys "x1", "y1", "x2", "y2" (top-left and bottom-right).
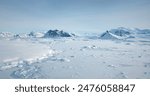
[{"x1": 0, "y1": 0, "x2": 150, "y2": 33}]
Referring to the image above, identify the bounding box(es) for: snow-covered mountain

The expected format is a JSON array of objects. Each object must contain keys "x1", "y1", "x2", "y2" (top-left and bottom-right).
[
  {"x1": 0, "y1": 30, "x2": 75, "y2": 39},
  {"x1": 109, "y1": 27, "x2": 132, "y2": 37},
  {"x1": 99, "y1": 27, "x2": 150, "y2": 40},
  {"x1": 100, "y1": 31, "x2": 122, "y2": 40},
  {"x1": 1, "y1": 27, "x2": 150, "y2": 40},
  {"x1": 43, "y1": 29, "x2": 75, "y2": 38},
  {"x1": 100, "y1": 27, "x2": 135, "y2": 40}
]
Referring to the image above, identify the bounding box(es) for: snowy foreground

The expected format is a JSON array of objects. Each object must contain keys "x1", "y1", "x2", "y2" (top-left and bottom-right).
[{"x1": 0, "y1": 37, "x2": 150, "y2": 79}]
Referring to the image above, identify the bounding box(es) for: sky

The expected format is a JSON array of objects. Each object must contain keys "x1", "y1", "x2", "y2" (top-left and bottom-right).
[{"x1": 0, "y1": 0, "x2": 150, "y2": 34}]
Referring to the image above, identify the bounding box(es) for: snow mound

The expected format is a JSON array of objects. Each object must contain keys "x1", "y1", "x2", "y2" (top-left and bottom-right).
[
  {"x1": 43, "y1": 29, "x2": 75, "y2": 38},
  {"x1": 28, "y1": 32, "x2": 44, "y2": 38}
]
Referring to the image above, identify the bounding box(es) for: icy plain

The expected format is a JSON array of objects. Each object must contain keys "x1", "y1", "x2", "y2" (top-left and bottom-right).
[{"x1": 0, "y1": 30, "x2": 150, "y2": 79}]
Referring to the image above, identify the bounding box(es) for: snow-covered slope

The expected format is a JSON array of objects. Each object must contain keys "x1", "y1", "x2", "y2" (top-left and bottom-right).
[
  {"x1": 43, "y1": 29, "x2": 75, "y2": 38},
  {"x1": 110, "y1": 27, "x2": 132, "y2": 36},
  {"x1": 134, "y1": 28, "x2": 150, "y2": 38},
  {"x1": 135, "y1": 28, "x2": 150, "y2": 34},
  {"x1": 100, "y1": 31, "x2": 121, "y2": 40}
]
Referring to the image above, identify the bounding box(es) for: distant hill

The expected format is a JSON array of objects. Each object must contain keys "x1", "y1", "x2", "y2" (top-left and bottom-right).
[
  {"x1": 28, "y1": 32, "x2": 44, "y2": 38},
  {"x1": 43, "y1": 29, "x2": 75, "y2": 38},
  {"x1": 100, "y1": 27, "x2": 135, "y2": 40},
  {"x1": 0, "y1": 32, "x2": 14, "y2": 38}
]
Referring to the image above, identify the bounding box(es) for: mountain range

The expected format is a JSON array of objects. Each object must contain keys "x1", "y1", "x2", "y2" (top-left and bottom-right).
[{"x1": 0, "y1": 27, "x2": 150, "y2": 40}]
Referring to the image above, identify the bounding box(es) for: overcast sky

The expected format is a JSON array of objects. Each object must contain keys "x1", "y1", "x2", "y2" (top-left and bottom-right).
[{"x1": 0, "y1": 0, "x2": 150, "y2": 33}]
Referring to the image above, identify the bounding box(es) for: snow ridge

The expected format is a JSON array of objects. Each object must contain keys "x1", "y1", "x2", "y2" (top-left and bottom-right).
[{"x1": 0, "y1": 50, "x2": 56, "y2": 71}]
